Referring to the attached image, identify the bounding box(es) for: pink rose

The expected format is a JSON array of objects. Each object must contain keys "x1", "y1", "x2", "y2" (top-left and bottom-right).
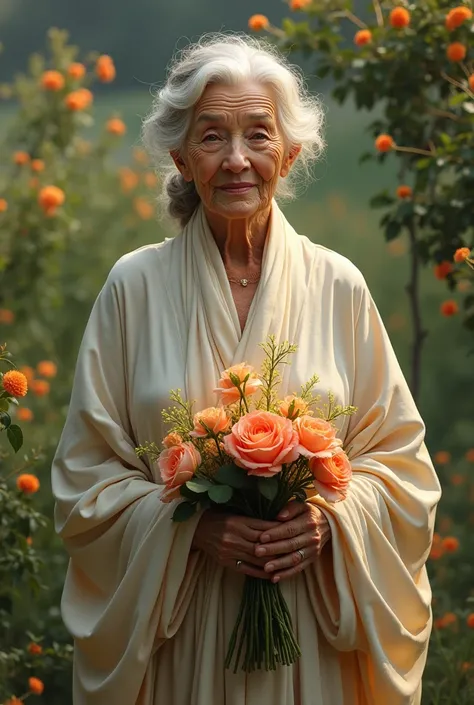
[
  {"x1": 190, "y1": 406, "x2": 231, "y2": 438},
  {"x1": 294, "y1": 416, "x2": 342, "y2": 459},
  {"x1": 310, "y1": 449, "x2": 352, "y2": 503},
  {"x1": 214, "y1": 362, "x2": 262, "y2": 406},
  {"x1": 223, "y1": 410, "x2": 299, "y2": 477},
  {"x1": 158, "y1": 442, "x2": 201, "y2": 501}
]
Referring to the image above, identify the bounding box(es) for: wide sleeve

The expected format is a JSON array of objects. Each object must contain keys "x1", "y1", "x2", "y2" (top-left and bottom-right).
[
  {"x1": 305, "y1": 277, "x2": 441, "y2": 705},
  {"x1": 51, "y1": 263, "x2": 204, "y2": 704}
]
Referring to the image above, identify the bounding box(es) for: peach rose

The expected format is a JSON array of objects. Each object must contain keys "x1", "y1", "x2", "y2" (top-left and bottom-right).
[
  {"x1": 163, "y1": 432, "x2": 183, "y2": 448},
  {"x1": 158, "y1": 442, "x2": 201, "y2": 501},
  {"x1": 223, "y1": 410, "x2": 299, "y2": 477},
  {"x1": 190, "y1": 406, "x2": 231, "y2": 438},
  {"x1": 310, "y1": 449, "x2": 352, "y2": 502},
  {"x1": 214, "y1": 362, "x2": 262, "y2": 405},
  {"x1": 279, "y1": 395, "x2": 309, "y2": 420},
  {"x1": 294, "y1": 416, "x2": 342, "y2": 459}
]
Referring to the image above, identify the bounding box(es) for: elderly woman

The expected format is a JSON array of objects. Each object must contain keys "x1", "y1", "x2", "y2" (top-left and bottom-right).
[{"x1": 52, "y1": 35, "x2": 440, "y2": 705}]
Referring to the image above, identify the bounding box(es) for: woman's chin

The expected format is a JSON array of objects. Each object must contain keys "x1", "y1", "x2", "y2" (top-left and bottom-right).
[{"x1": 206, "y1": 197, "x2": 268, "y2": 221}]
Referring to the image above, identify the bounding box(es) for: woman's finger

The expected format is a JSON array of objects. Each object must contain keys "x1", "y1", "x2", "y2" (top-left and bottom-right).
[
  {"x1": 263, "y1": 540, "x2": 319, "y2": 574},
  {"x1": 231, "y1": 560, "x2": 270, "y2": 580},
  {"x1": 276, "y1": 500, "x2": 309, "y2": 521},
  {"x1": 269, "y1": 556, "x2": 315, "y2": 583},
  {"x1": 257, "y1": 511, "x2": 318, "y2": 547},
  {"x1": 256, "y1": 530, "x2": 319, "y2": 560}
]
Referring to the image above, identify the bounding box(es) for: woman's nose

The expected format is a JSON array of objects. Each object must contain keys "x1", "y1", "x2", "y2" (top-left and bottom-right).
[{"x1": 222, "y1": 139, "x2": 250, "y2": 172}]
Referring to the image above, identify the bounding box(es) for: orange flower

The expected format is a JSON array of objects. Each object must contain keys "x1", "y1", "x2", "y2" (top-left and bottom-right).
[
  {"x1": 294, "y1": 416, "x2": 342, "y2": 459},
  {"x1": 13, "y1": 151, "x2": 30, "y2": 166},
  {"x1": 441, "y1": 536, "x2": 459, "y2": 553},
  {"x1": 0, "y1": 198, "x2": 8, "y2": 212},
  {"x1": 40, "y1": 70, "x2": 65, "y2": 91},
  {"x1": 390, "y1": 7, "x2": 410, "y2": 28},
  {"x1": 469, "y1": 75, "x2": 474, "y2": 92},
  {"x1": 19, "y1": 365, "x2": 34, "y2": 383},
  {"x1": 96, "y1": 55, "x2": 116, "y2": 83},
  {"x1": 454, "y1": 246, "x2": 471, "y2": 262},
  {"x1": 214, "y1": 362, "x2": 263, "y2": 405},
  {"x1": 467, "y1": 613, "x2": 474, "y2": 628},
  {"x1": 440, "y1": 299, "x2": 459, "y2": 316},
  {"x1": 450, "y1": 473, "x2": 464, "y2": 486},
  {"x1": 163, "y1": 432, "x2": 183, "y2": 448},
  {"x1": 133, "y1": 147, "x2": 149, "y2": 164},
  {"x1": 133, "y1": 197, "x2": 154, "y2": 220},
  {"x1": 37, "y1": 360, "x2": 57, "y2": 378},
  {"x1": 158, "y1": 442, "x2": 201, "y2": 499},
  {"x1": 447, "y1": 42, "x2": 467, "y2": 62},
  {"x1": 28, "y1": 642, "x2": 43, "y2": 655},
  {"x1": 434, "y1": 261, "x2": 453, "y2": 280},
  {"x1": 67, "y1": 62, "x2": 86, "y2": 80},
  {"x1": 119, "y1": 167, "x2": 139, "y2": 193},
  {"x1": 31, "y1": 379, "x2": 50, "y2": 396},
  {"x1": 429, "y1": 543, "x2": 444, "y2": 560},
  {"x1": 38, "y1": 185, "x2": 65, "y2": 216},
  {"x1": 0, "y1": 308, "x2": 14, "y2": 323},
  {"x1": 64, "y1": 87, "x2": 93, "y2": 111},
  {"x1": 434, "y1": 450, "x2": 451, "y2": 464},
  {"x1": 26, "y1": 536, "x2": 33, "y2": 546},
  {"x1": 445, "y1": 6, "x2": 472, "y2": 31},
  {"x1": 435, "y1": 612, "x2": 457, "y2": 629},
  {"x1": 17, "y1": 407, "x2": 33, "y2": 422},
  {"x1": 30, "y1": 159, "x2": 45, "y2": 173},
  {"x1": 28, "y1": 677, "x2": 44, "y2": 695},
  {"x1": 190, "y1": 406, "x2": 231, "y2": 438},
  {"x1": 16, "y1": 474, "x2": 40, "y2": 494},
  {"x1": 466, "y1": 448, "x2": 474, "y2": 462},
  {"x1": 461, "y1": 662, "x2": 472, "y2": 672},
  {"x1": 106, "y1": 118, "x2": 126, "y2": 136},
  {"x1": 144, "y1": 172, "x2": 158, "y2": 188},
  {"x1": 2, "y1": 370, "x2": 28, "y2": 397},
  {"x1": 290, "y1": 0, "x2": 311, "y2": 9},
  {"x1": 248, "y1": 14, "x2": 269, "y2": 31},
  {"x1": 5, "y1": 697, "x2": 23, "y2": 705},
  {"x1": 310, "y1": 449, "x2": 352, "y2": 503},
  {"x1": 279, "y1": 395, "x2": 309, "y2": 420},
  {"x1": 354, "y1": 29, "x2": 372, "y2": 46},
  {"x1": 396, "y1": 184, "x2": 412, "y2": 199},
  {"x1": 375, "y1": 134, "x2": 395, "y2": 152}
]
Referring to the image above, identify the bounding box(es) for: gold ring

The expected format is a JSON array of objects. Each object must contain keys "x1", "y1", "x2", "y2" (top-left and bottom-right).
[
  {"x1": 236, "y1": 560, "x2": 242, "y2": 568},
  {"x1": 297, "y1": 548, "x2": 305, "y2": 561}
]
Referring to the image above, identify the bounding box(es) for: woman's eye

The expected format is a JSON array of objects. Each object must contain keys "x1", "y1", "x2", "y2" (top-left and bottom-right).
[
  {"x1": 251, "y1": 132, "x2": 269, "y2": 141},
  {"x1": 203, "y1": 134, "x2": 220, "y2": 143}
]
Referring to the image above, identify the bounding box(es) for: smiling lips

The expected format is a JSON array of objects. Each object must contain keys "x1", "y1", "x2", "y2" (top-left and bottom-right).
[{"x1": 218, "y1": 183, "x2": 256, "y2": 194}]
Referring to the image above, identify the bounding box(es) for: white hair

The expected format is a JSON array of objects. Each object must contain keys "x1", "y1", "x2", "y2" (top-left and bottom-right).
[{"x1": 141, "y1": 33, "x2": 326, "y2": 227}]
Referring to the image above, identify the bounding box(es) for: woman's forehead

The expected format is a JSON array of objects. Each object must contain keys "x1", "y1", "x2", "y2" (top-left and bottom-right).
[{"x1": 193, "y1": 81, "x2": 278, "y2": 122}]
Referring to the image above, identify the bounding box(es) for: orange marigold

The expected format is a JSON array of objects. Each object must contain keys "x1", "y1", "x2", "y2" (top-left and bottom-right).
[
  {"x1": 106, "y1": 118, "x2": 126, "y2": 136},
  {"x1": 37, "y1": 360, "x2": 57, "y2": 378},
  {"x1": 290, "y1": 0, "x2": 312, "y2": 10},
  {"x1": 26, "y1": 536, "x2": 33, "y2": 546},
  {"x1": 450, "y1": 473, "x2": 464, "y2": 486},
  {"x1": 67, "y1": 62, "x2": 86, "y2": 80},
  {"x1": 2, "y1": 370, "x2": 28, "y2": 397},
  {"x1": 441, "y1": 536, "x2": 460, "y2": 553},
  {"x1": 434, "y1": 450, "x2": 451, "y2": 464},
  {"x1": 429, "y1": 544, "x2": 444, "y2": 560},
  {"x1": 435, "y1": 612, "x2": 457, "y2": 629},
  {"x1": 133, "y1": 197, "x2": 154, "y2": 220},
  {"x1": 30, "y1": 159, "x2": 45, "y2": 173},
  {"x1": 467, "y1": 613, "x2": 474, "y2": 628},
  {"x1": 375, "y1": 134, "x2": 395, "y2": 152},
  {"x1": 466, "y1": 448, "x2": 474, "y2": 462},
  {"x1": 248, "y1": 14, "x2": 270, "y2": 31},
  {"x1": 40, "y1": 70, "x2": 65, "y2": 91},
  {"x1": 28, "y1": 642, "x2": 43, "y2": 655},
  {"x1": 0, "y1": 198, "x2": 8, "y2": 212},
  {"x1": 31, "y1": 379, "x2": 50, "y2": 396},
  {"x1": 469, "y1": 75, "x2": 474, "y2": 92},
  {"x1": 447, "y1": 42, "x2": 467, "y2": 62},
  {"x1": 440, "y1": 299, "x2": 459, "y2": 316},
  {"x1": 143, "y1": 172, "x2": 158, "y2": 188},
  {"x1": 5, "y1": 697, "x2": 23, "y2": 705},
  {"x1": 0, "y1": 308, "x2": 14, "y2": 323},
  {"x1": 13, "y1": 151, "x2": 30, "y2": 166},
  {"x1": 64, "y1": 87, "x2": 93, "y2": 111},
  {"x1": 354, "y1": 30, "x2": 373, "y2": 46},
  {"x1": 454, "y1": 246, "x2": 471, "y2": 262},
  {"x1": 96, "y1": 55, "x2": 116, "y2": 83},
  {"x1": 28, "y1": 677, "x2": 44, "y2": 695},
  {"x1": 119, "y1": 167, "x2": 139, "y2": 193},
  {"x1": 16, "y1": 474, "x2": 40, "y2": 494},
  {"x1": 446, "y1": 6, "x2": 473, "y2": 31},
  {"x1": 434, "y1": 261, "x2": 453, "y2": 280},
  {"x1": 38, "y1": 185, "x2": 65, "y2": 216},
  {"x1": 396, "y1": 184, "x2": 412, "y2": 199},
  {"x1": 133, "y1": 147, "x2": 148, "y2": 165},
  {"x1": 390, "y1": 7, "x2": 410, "y2": 28},
  {"x1": 17, "y1": 407, "x2": 33, "y2": 422}
]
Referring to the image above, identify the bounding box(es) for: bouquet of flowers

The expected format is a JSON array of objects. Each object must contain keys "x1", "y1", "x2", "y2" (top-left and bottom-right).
[{"x1": 136, "y1": 336, "x2": 356, "y2": 673}]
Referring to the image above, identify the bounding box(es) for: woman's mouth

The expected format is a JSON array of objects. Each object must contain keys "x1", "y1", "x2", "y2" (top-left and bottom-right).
[{"x1": 218, "y1": 184, "x2": 256, "y2": 194}]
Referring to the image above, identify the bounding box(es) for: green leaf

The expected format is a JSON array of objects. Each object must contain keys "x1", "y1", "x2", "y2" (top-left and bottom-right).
[
  {"x1": 258, "y1": 477, "x2": 278, "y2": 502},
  {"x1": 208, "y1": 484, "x2": 233, "y2": 504},
  {"x1": 7, "y1": 424, "x2": 23, "y2": 452},
  {"x1": 215, "y1": 463, "x2": 250, "y2": 489},
  {"x1": 0, "y1": 398, "x2": 9, "y2": 412},
  {"x1": 185, "y1": 479, "x2": 214, "y2": 494},
  {"x1": 0, "y1": 411, "x2": 11, "y2": 429},
  {"x1": 172, "y1": 501, "x2": 197, "y2": 522},
  {"x1": 370, "y1": 192, "x2": 395, "y2": 209},
  {"x1": 385, "y1": 221, "x2": 402, "y2": 241},
  {"x1": 449, "y1": 92, "x2": 469, "y2": 107}
]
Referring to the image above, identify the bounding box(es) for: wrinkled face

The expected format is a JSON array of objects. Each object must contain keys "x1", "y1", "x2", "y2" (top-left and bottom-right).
[{"x1": 173, "y1": 81, "x2": 299, "y2": 221}]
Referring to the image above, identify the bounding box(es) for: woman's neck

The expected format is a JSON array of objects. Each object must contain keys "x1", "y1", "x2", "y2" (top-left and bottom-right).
[{"x1": 204, "y1": 205, "x2": 271, "y2": 273}]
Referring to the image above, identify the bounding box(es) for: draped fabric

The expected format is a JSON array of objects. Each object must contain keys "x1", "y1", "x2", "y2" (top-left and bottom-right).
[{"x1": 52, "y1": 202, "x2": 440, "y2": 705}]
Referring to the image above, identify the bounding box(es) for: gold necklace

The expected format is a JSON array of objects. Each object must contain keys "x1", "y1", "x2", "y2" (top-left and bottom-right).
[{"x1": 226, "y1": 272, "x2": 261, "y2": 287}]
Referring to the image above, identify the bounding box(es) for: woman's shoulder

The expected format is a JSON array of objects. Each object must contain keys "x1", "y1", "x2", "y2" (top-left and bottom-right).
[
  {"x1": 104, "y1": 237, "x2": 179, "y2": 292},
  {"x1": 297, "y1": 234, "x2": 368, "y2": 295}
]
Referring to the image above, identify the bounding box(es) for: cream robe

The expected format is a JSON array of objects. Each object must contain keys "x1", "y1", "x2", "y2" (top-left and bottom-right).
[{"x1": 52, "y1": 202, "x2": 441, "y2": 705}]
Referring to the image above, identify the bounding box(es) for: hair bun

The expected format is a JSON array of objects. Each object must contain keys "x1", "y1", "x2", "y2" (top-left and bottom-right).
[{"x1": 164, "y1": 174, "x2": 201, "y2": 227}]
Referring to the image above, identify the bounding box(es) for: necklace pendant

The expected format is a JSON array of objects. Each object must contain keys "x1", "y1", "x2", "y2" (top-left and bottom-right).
[{"x1": 240, "y1": 278, "x2": 249, "y2": 287}]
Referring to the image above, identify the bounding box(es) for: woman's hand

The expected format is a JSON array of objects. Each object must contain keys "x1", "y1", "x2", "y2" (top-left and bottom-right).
[
  {"x1": 254, "y1": 501, "x2": 331, "y2": 583},
  {"x1": 192, "y1": 510, "x2": 281, "y2": 579}
]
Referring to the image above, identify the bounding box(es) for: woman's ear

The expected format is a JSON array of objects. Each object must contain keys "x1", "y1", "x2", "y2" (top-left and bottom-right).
[
  {"x1": 280, "y1": 145, "x2": 302, "y2": 178},
  {"x1": 170, "y1": 150, "x2": 194, "y2": 182}
]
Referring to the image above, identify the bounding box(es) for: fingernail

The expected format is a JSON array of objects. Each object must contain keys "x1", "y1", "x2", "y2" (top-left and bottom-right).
[
  {"x1": 265, "y1": 563, "x2": 275, "y2": 572},
  {"x1": 261, "y1": 534, "x2": 270, "y2": 543},
  {"x1": 272, "y1": 575, "x2": 280, "y2": 583},
  {"x1": 256, "y1": 546, "x2": 266, "y2": 556},
  {"x1": 278, "y1": 510, "x2": 289, "y2": 519}
]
